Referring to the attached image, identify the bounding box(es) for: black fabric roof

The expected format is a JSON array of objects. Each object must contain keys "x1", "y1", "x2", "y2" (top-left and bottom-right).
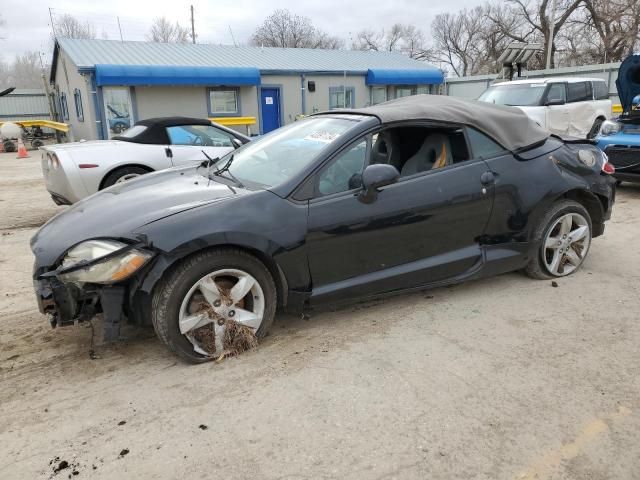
[
  {"x1": 325, "y1": 95, "x2": 550, "y2": 152},
  {"x1": 113, "y1": 117, "x2": 213, "y2": 144},
  {"x1": 134, "y1": 117, "x2": 212, "y2": 128}
]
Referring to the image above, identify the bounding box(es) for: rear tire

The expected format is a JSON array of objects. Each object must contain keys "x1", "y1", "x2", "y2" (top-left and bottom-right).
[
  {"x1": 525, "y1": 200, "x2": 592, "y2": 280},
  {"x1": 151, "y1": 249, "x2": 277, "y2": 363},
  {"x1": 102, "y1": 166, "x2": 150, "y2": 188}
]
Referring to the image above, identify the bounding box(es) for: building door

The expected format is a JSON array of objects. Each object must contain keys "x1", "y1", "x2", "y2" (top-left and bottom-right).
[{"x1": 260, "y1": 88, "x2": 281, "y2": 133}]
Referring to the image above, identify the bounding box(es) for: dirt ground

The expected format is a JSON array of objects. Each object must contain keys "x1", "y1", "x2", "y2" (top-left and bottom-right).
[{"x1": 1, "y1": 151, "x2": 639, "y2": 480}]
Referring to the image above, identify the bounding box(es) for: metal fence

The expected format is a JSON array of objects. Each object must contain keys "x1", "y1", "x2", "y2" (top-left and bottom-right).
[
  {"x1": 0, "y1": 89, "x2": 50, "y2": 122},
  {"x1": 444, "y1": 62, "x2": 622, "y2": 105}
]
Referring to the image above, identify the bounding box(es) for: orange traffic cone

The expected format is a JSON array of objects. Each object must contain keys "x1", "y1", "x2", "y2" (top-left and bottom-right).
[{"x1": 16, "y1": 137, "x2": 29, "y2": 159}]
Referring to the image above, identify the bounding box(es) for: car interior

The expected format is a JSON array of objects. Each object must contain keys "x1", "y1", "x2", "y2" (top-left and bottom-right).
[
  {"x1": 371, "y1": 126, "x2": 470, "y2": 176},
  {"x1": 317, "y1": 126, "x2": 471, "y2": 196}
]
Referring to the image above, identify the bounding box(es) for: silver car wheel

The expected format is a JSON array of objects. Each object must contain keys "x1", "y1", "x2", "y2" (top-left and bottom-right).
[
  {"x1": 178, "y1": 269, "x2": 265, "y2": 356},
  {"x1": 115, "y1": 173, "x2": 141, "y2": 184},
  {"x1": 542, "y1": 212, "x2": 591, "y2": 276}
]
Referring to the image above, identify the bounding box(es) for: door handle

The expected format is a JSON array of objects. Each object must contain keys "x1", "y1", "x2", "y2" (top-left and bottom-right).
[
  {"x1": 480, "y1": 171, "x2": 495, "y2": 185},
  {"x1": 165, "y1": 147, "x2": 173, "y2": 159}
]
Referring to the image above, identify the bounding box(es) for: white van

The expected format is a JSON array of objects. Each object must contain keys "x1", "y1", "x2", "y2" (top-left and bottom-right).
[{"x1": 478, "y1": 77, "x2": 612, "y2": 138}]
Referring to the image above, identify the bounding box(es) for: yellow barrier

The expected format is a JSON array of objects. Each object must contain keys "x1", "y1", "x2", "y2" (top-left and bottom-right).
[
  {"x1": 0, "y1": 119, "x2": 70, "y2": 133},
  {"x1": 613, "y1": 104, "x2": 622, "y2": 114},
  {"x1": 210, "y1": 116, "x2": 256, "y2": 136},
  {"x1": 210, "y1": 116, "x2": 256, "y2": 126}
]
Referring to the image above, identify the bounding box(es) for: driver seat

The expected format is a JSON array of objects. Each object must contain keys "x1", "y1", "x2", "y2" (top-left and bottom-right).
[
  {"x1": 371, "y1": 131, "x2": 403, "y2": 170},
  {"x1": 400, "y1": 134, "x2": 452, "y2": 177}
]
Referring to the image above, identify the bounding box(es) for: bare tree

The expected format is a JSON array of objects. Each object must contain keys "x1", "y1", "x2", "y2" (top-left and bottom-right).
[
  {"x1": 430, "y1": 7, "x2": 495, "y2": 76},
  {"x1": 353, "y1": 24, "x2": 429, "y2": 59},
  {"x1": 581, "y1": 0, "x2": 640, "y2": 62},
  {"x1": 0, "y1": 52, "x2": 43, "y2": 88},
  {"x1": 251, "y1": 9, "x2": 343, "y2": 49},
  {"x1": 502, "y1": 0, "x2": 583, "y2": 68},
  {"x1": 147, "y1": 17, "x2": 190, "y2": 43},
  {"x1": 54, "y1": 14, "x2": 96, "y2": 39}
]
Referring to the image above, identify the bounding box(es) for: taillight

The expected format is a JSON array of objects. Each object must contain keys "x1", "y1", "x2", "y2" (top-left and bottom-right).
[
  {"x1": 602, "y1": 161, "x2": 615, "y2": 174},
  {"x1": 600, "y1": 151, "x2": 615, "y2": 175}
]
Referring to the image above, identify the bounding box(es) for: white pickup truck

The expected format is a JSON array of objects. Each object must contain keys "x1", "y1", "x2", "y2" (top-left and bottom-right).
[{"x1": 479, "y1": 77, "x2": 612, "y2": 138}]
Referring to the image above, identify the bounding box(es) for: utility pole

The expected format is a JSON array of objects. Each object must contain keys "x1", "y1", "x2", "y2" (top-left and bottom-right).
[
  {"x1": 49, "y1": 8, "x2": 57, "y2": 37},
  {"x1": 545, "y1": 0, "x2": 556, "y2": 70},
  {"x1": 190, "y1": 5, "x2": 196, "y2": 44},
  {"x1": 117, "y1": 16, "x2": 124, "y2": 42}
]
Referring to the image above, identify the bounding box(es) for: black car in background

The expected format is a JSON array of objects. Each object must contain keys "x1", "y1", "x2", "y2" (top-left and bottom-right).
[{"x1": 31, "y1": 95, "x2": 616, "y2": 363}]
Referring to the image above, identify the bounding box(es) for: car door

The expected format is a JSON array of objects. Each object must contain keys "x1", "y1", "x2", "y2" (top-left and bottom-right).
[
  {"x1": 544, "y1": 83, "x2": 570, "y2": 135},
  {"x1": 566, "y1": 81, "x2": 596, "y2": 136},
  {"x1": 165, "y1": 124, "x2": 236, "y2": 166},
  {"x1": 305, "y1": 126, "x2": 494, "y2": 304}
]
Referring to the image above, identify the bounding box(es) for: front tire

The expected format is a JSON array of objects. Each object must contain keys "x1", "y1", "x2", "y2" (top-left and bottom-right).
[
  {"x1": 151, "y1": 249, "x2": 277, "y2": 363},
  {"x1": 525, "y1": 200, "x2": 592, "y2": 279}
]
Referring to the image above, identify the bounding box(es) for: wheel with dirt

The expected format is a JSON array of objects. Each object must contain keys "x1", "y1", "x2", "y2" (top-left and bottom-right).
[
  {"x1": 151, "y1": 249, "x2": 277, "y2": 363},
  {"x1": 101, "y1": 166, "x2": 150, "y2": 189},
  {"x1": 587, "y1": 118, "x2": 604, "y2": 139},
  {"x1": 525, "y1": 200, "x2": 592, "y2": 279}
]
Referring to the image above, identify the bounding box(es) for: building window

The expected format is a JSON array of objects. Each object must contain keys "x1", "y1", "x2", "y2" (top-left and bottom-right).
[
  {"x1": 60, "y1": 92, "x2": 69, "y2": 121},
  {"x1": 371, "y1": 87, "x2": 387, "y2": 105},
  {"x1": 416, "y1": 85, "x2": 430, "y2": 95},
  {"x1": 73, "y1": 88, "x2": 84, "y2": 122},
  {"x1": 103, "y1": 87, "x2": 133, "y2": 138},
  {"x1": 329, "y1": 86, "x2": 355, "y2": 109},
  {"x1": 395, "y1": 87, "x2": 416, "y2": 98},
  {"x1": 208, "y1": 88, "x2": 239, "y2": 115}
]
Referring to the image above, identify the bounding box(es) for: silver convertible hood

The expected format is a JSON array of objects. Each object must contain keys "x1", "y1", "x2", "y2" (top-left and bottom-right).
[{"x1": 31, "y1": 166, "x2": 251, "y2": 267}]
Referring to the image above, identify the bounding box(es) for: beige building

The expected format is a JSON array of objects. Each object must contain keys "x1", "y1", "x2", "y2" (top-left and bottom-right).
[{"x1": 50, "y1": 38, "x2": 444, "y2": 140}]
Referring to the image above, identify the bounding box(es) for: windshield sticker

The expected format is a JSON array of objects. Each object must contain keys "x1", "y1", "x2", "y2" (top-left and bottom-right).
[
  {"x1": 304, "y1": 131, "x2": 341, "y2": 143},
  {"x1": 531, "y1": 84, "x2": 547, "y2": 88}
]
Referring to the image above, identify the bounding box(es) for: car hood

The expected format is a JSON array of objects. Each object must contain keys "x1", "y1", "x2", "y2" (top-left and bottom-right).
[
  {"x1": 31, "y1": 166, "x2": 252, "y2": 267},
  {"x1": 616, "y1": 55, "x2": 640, "y2": 114}
]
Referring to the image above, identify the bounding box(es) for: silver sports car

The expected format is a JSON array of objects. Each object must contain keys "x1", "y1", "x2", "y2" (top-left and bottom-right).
[{"x1": 40, "y1": 117, "x2": 250, "y2": 205}]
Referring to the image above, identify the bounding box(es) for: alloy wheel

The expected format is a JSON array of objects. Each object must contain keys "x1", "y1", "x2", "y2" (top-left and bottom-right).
[
  {"x1": 542, "y1": 212, "x2": 591, "y2": 276},
  {"x1": 178, "y1": 269, "x2": 265, "y2": 356}
]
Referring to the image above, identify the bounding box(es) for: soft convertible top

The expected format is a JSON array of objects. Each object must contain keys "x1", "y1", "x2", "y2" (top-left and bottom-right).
[
  {"x1": 325, "y1": 95, "x2": 550, "y2": 152},
  {"x1": 113, "y1": 117, "x2": 218, "y2": 145}
]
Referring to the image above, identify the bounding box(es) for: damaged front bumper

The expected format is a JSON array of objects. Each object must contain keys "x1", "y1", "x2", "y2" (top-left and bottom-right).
[
  {"x1": 34, "y1": 274, "x2": 129, "y2": 341},
  {"x1": 33, "y1": 276, "x2": 101, "y2": 328}
]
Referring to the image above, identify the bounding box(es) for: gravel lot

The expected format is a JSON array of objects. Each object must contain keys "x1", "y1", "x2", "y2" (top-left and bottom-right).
[{"x1": 1, "y1": 151, "x2": 639, "y2": 479}]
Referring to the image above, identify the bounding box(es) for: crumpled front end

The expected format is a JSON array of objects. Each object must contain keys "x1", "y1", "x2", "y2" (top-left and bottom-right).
[{"x1": 32, "y1": 239, "x2": 156, "y2": 339}]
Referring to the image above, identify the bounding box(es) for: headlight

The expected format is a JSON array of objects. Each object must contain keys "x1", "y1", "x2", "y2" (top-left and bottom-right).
[
  {"x1": 58, "y1": 239, "x2": 153, "y2": 284},
  {"x1": 599, "y1": 120, "x2": 621, "y2": 136}
]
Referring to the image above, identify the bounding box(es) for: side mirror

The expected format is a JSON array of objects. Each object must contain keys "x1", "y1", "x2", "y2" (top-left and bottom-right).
[
  {"x1": 231, "y1": 138, "x2": 243, "y2": 149},
  {"x1": 358, "y1": 164, "x2": 399, "y2": 204},
  {"x1": 545, "y1": 98, "x2": 565, "y2": 106}
]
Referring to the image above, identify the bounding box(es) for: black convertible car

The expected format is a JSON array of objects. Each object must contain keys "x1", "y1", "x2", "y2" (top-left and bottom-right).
[{"x1": 31, "y1": 95, "x2": 616, "y2": 363}]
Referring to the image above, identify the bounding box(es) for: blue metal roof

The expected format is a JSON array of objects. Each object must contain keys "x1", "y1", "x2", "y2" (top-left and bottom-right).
[
  {"x1": 95, "y1": 64, "x2": 261, "y2": 86},
  {"x1": 55, "y1": 38, "x2": 441, "y2": 77},
  {"x1": 366, "y1": 68, "x2": 444, "y2": 85}
]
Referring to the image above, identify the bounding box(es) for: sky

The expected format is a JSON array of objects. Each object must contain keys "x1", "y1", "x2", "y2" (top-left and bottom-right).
[{"x1": 0, "y1": 0, "x2": 478, "y2": 62}]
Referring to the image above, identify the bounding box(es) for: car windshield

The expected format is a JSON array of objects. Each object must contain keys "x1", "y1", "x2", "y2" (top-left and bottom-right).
[
  {"x1": 208, "y1": 117, "x2": 360, "y2": 188},
  {"x1": 478, "y1": 83, "x2": 547, "y2": 106}
]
